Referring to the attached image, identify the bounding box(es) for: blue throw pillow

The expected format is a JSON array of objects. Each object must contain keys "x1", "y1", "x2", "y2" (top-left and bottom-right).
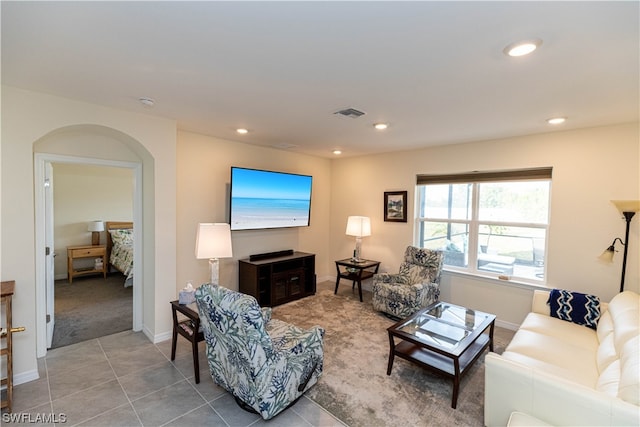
[{"x1": 547, "y1": 289, "x2": 601, "y2": 329}]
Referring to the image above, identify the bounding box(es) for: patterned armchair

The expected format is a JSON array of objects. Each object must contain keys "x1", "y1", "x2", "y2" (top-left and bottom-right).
[
  {"x1": 372, "y1": 246, "x2": 444, "y2": 318},
  {"x1": 195, "y1": 284, "x2": 324, "y2": 420}
]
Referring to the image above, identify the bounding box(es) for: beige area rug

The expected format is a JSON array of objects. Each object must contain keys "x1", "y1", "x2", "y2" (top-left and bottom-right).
[{"x1": 271, "y1": 281, "x2": 515, "y2": 427}]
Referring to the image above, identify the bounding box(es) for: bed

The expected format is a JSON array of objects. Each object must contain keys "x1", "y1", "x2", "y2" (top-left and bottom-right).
[{"x1": 106, "y1": 221, "x2": 134, "y2": 287}]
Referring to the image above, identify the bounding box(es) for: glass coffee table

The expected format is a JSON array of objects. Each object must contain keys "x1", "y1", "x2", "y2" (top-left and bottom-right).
[{"x1": 386, "y1": 301, "x2": 496, "y2": 408}]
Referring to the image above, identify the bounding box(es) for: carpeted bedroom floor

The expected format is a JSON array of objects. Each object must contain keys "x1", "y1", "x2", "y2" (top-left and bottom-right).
[{"x1": 51, "y1": 273, "x2": 132, "y2": 349}]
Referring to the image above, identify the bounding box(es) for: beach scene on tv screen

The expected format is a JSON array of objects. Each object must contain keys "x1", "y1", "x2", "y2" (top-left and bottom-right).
[{"x1": 230, "y1": 168, "x2": 312, "y2": 230}]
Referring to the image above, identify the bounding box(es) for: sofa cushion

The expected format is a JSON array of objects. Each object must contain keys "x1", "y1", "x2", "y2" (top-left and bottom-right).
[
  {"x1": 548, "y1": 289, "x2": 601, "y2": 329},
  {"x1": 596, "y1": 359, "x2": 621, "y2": 397},
  {"x1": 503, "y1": 327, "x2": 599, "y2": 387},
  {"x1": 597, "y1": 332, "x2": 618, "y2": 373},
  {"x1": 618, "y1": 335, "x2": 639, "y2": 405},
  {"x1": 597, "y1": 310, "x2": 614, "y2": 343},
  {"x1": 519, "y1": 312, "x2": 599, "y2": 351}
]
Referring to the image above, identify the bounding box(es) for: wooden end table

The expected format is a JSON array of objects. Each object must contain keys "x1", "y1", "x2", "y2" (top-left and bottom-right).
[
  {"x1": 170, "y1": 300, "x2": 205, "y2": 383},
  {"x1": 334, "y1": 258, "x2": 380, "y2": 302},
  {"x1": 67, "y1": 245, "x2": 107, "y2": 283},
  {"x1": 386, "y1": 301, "x2": 496, "y2": 408}
]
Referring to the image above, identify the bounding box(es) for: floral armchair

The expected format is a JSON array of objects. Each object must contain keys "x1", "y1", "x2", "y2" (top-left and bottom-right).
[
  {"x1": 195, "y1": 284, "x2": 324, "y2": 420},
  {"x1": 372, "y1": 246, "x2": 444, "y2": 318}
]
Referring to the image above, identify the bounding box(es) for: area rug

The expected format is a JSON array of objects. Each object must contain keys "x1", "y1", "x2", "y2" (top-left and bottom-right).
[
  {"x1": 51, "y1": 274, "x2": 132, "y2": 348},
  {"x1": 271, "y1": 281, "x2": 514, "y2": 427}
]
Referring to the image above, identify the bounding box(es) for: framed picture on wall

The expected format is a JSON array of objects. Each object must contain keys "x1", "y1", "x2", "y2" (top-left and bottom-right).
[{"x1": 384, "y1": 191, "x2": 407, "y2": 222}]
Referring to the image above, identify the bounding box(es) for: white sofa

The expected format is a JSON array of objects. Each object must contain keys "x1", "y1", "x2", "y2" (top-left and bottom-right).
[{"x1": 485, "y1": 290, "x2": 640, "y2": 426}]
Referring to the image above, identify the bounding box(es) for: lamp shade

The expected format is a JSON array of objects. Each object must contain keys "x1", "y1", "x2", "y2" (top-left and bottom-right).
[
  {"x1": 598, "y1": 245, "x2": 615, "y2": 263},
  {"x1": 611, "y1": 200, "x2": 640, "y2": 213},
  {"x1": 88, "y1": 220, "x2": 104, "y2": 232},
  {"x1": 195, "y1": 223, "x2": 233, "y2": 259},
  {"x1": 346, "y1": 216, "x2": 371, "y2": 237}
]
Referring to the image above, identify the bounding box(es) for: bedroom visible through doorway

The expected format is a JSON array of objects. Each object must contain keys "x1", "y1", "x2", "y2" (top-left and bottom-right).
[{"x1": 50, "y1": 162, "x2": 134, "y2": 348}]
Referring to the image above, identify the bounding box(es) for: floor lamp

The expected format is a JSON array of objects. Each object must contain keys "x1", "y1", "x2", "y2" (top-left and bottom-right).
[
  {"x1": 599, "y1": 200, "x2": 640, "y2": 293},
  {"x1": 195, "y1": 223, "x2": 233, "y2": 286}
]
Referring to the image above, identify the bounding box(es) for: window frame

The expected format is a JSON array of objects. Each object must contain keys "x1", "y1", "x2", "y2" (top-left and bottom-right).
[{"x1": 414, "y1": 168, "x2": 552, "y2": 284}]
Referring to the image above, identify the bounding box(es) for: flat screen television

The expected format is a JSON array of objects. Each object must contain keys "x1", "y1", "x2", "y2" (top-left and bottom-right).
[{"x1": 229, "y1": 167, "x2": 313, "y2": 231}]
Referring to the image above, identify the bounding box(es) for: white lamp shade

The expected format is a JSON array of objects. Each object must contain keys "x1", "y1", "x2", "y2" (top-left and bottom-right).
[
  {"x1": 346, "y1": 216, "x2": 371, "y2": 237},
  {"x1": 88, "y1": 220, "x2": 104, "y2": 232},
  {"x1": 195, "y1": 223, "x2": 233, "y2": 259},
  {"x1": 611, "y1": 200, "x2": 640, "y2": 213}
]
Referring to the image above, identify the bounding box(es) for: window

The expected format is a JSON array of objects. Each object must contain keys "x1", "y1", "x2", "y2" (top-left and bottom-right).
[{"x1": 415, "y1": 168, "x2": 551, "y2": 282}]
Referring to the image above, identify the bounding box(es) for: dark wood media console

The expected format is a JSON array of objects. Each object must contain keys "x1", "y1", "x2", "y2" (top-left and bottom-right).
[{"x1": 239, "y1": 251, "x2": 316, "y2": 307}]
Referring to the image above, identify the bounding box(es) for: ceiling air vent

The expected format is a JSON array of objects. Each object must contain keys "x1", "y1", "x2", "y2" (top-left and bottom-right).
[{"x1": 334, "y1": 107, "x2": 366, "y2": 118}]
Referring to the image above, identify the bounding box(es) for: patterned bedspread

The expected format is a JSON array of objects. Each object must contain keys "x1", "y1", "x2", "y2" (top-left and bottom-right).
[{"x1": 110, "y1": 242, "x2": 134, "y2": 287}]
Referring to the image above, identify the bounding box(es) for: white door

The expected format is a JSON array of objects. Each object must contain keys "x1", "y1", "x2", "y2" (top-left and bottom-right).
[{"x1": 45, "y1": 162, "x2": 55, "y2": 348}]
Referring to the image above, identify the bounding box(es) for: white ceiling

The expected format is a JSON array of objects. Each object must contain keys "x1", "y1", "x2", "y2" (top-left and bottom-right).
[{"x1": 2, "y1": 1, "x2": 638, "y2": 158}]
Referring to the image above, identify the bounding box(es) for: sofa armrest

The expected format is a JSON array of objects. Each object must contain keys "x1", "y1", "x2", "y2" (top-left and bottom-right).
[
  {"x1": 531, "y1": 290, "x2": 551, "y2": 315},
  {"x1": 530, "y1": 289, "x2": 610, "y2": 317},
  {"x1": 485, "y1": 352, "x2": 640, "y2": 426}
]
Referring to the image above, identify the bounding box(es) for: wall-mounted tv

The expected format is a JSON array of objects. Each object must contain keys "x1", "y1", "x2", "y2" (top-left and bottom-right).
[{"x1": 229, "y1": 167, "x2": 313, "y2": 231}]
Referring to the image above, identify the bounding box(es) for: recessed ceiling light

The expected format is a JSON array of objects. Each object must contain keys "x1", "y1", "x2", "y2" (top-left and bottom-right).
[
  {"x1": 373, "y1": 123, "x2": 388, "y2": 130},
  {"x1": 503, "y1": 39, "x2": 542, "y2": 57},
  {"x1": 236, "y1": 128, "x2": 249, "y2": 134},
  {"x1": 547, "y1": 117, "x2": 566, "y2": 125},
  {"x1": 332, "y1": 150, "x2": 342, "y2": 155},
  {"x1": 138, "y1": 97, "x2": 155, "y2": 107}
]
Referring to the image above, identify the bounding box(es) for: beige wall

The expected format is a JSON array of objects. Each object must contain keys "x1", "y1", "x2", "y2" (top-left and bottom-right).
[
  {"x1": 1, "y1": 86, "x2": 176, "y2": 381},
  {"x1": 176, "y1": 130, "x2": 332, "y2": 290},
  {"x1": 52, "y1": 164, "x2": 134, "y2": 278},
  {"x1": 330, "y1": 123, "x2": 640, "y2": 326}
]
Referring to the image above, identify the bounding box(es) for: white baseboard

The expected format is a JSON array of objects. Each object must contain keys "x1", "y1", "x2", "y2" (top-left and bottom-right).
[
  {"x1": 153, "y1": 330, "x2": 172, "y2": 344},
  {"x1": 13, "y1": 369, "x2": 40, "y2": 386},
  {"x1": 141, "y1": 324, "x2": 171, "y2": 344},
  {"x1": 496, "y1": 318, "x2": 519, "y2": 331}
]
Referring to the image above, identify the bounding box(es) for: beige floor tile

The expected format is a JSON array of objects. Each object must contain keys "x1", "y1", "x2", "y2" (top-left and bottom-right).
[
  {"x1": 119, "y1": 360, "x2": 186, "y2": 401},
  {"x1": 107, "y1": 344, "x2": 168, "y2": 378},
  {"x1": 45, "y1": 339, "x2": 107, "y2": 375},
  {"x1": 48, "y1": 359, "x2": 116, "y2": 400},
  {"x1": 76, "y1": 402, "x2": 142, "y2": 427},
  {"x1": 131, "y1": 379, "x2": 206, "y2": 426},
  {"x1": 9, "y1": 377, "x2": 51, "y2": 413},
  {"x1": 51, "y1": 379, "x2": 128, "y2": 426},
  {"x1": 163, "y1": 403, "x2": 226, "y2": 426},
  {"x1": 209, "y1": 393, "x2": 261, "y2": 427}
]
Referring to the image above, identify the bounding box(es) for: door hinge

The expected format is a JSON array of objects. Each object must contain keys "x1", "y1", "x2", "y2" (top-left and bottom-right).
[
  {"x1": 46, "y1": 314, "x2": 51, "y2": 323},
  {"x1": 46, "y1": 246, "x2": 51, "y2": 256}
]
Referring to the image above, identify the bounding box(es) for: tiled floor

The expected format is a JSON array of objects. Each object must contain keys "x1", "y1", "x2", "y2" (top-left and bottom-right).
[{"x1": 5, "y1": 331, "x2": 346, "y2": 426}]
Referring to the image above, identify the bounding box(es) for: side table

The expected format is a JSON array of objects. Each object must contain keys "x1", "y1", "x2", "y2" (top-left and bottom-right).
[
  {"x1": 334, "y1": 258, "x2": 381, "y2": 302},
  {"x1": 67, "y1": 245, "x2": 107, "y2": 284},
  {"x1": 170, "y1": 300, "x2": 205, "y2": 384}
]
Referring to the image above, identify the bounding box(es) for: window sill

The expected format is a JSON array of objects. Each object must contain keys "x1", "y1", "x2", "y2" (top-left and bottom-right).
[{"x1": 442, "y1": 267, "x2": 553, "y2": 292}]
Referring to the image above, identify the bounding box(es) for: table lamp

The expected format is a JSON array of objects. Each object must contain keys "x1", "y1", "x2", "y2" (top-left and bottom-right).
[
  {"x1": 346, "y1": 216, "x2": 371, "y2": 262},
  {"x1": 88, "y1": 220, "x2": 104, "y2": 245},
  {"x1": 195, "y1": 223, "x2": 233, "y2": 286}
]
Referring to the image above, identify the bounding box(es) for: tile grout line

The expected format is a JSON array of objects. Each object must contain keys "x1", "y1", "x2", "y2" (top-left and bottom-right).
[
  {"x1": 95, "y1": 337, "x2": 144, "y2": 427},
  {"x1": 154, "y1": 341, "x2": 232, "y2": 427}
]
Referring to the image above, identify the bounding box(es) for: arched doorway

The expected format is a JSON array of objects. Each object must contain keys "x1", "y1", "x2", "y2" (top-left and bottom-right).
[{"x1": 33, "y1": 125, "x2": 148, "y2": 357}]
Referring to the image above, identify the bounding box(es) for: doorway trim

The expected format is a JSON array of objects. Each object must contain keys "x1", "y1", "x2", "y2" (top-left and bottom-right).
[{"x1": 34, "y1": 153, "x2": 143, "y2": 357}]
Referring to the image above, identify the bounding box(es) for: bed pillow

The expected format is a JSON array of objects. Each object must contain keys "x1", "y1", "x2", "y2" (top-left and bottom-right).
[
  {"x1": 547, "y1": 288, "x2": 601, "y2": 329},
  {"x1": 109, "y1": 229, "x2": 133, "y2": 245}
]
